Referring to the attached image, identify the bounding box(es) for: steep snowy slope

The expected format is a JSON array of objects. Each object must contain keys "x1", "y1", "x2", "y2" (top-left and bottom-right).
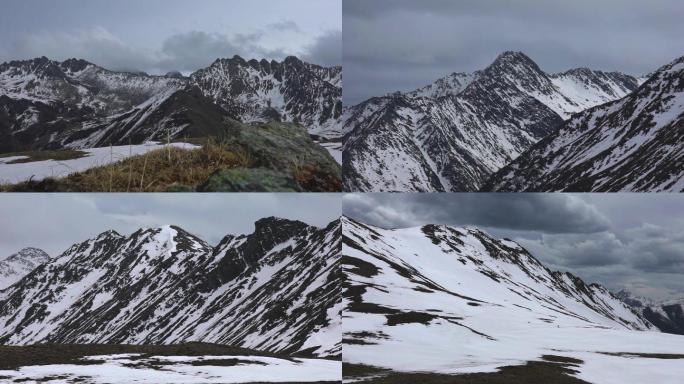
[
  {"x1": 485, "y1": 54, "x2": 684, "y2": 192},
  {"x1": 342, "y1": 217, "x2": 684, "y2": 382},
  {"x1": 617, "y1": 290, "x2": 684, "y2": 335},
  {"x1": 0, "y1": 56, "x2": 342, "y2": 153},
  {"x1": 0, "y1": 248, "x2": 49, "y2": 290},
  {"x1": 0, "y1": 218, "x2": 341, "y2": 357},
  {"x1": 342, "y1": 51, "x2": 640, "y2": 192}
]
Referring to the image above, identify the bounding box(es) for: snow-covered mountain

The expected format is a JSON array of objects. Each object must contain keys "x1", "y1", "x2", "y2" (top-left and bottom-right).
[
  {"x1": 484, "y1": 54, "x2": 684, "y2": 192},
  {"x1": 0, "y1": 55, "x2": 342, "y2": 153},
  {"x1": 0, "y1": 247, "x2": 50, "y2": 290},
  {"x1": 342, "y1": 217, "x2": 684, "y2": 381},
  {"x1": 0, "y1": 217, "x2": 341, "y2": 357},
  {"x1": 341, "y1": 51, "x2": 640, "y2": 192},
  {"x1": 616, "y1": 290, "x2": 684, "y2": 335},
  {"x1": 191, "y1": 55, "x2": 342, "y2": 138}
]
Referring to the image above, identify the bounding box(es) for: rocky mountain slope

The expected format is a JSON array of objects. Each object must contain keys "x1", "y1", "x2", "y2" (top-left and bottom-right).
[
  {"x1": 0, "y1": 55, "x2": 342, "y2": 153},
  {"x1": 341, "y1": 51, "x2": 640, "y2": 191},
  {"x1": 341, "y1": 217, "x2": 684, "y2": 381},
  {"x1": 616, "y1": 290, "x2": 684, "y2": 335},
  {"x1": 0, "y1": 217, "x2": 341, "y2": 357},
  {"x1": 0, "y1": 247, "x2": 50, "y2": 290},
  {"x1": 484, "y1": 54, "x2": 684, "y2": 192}
]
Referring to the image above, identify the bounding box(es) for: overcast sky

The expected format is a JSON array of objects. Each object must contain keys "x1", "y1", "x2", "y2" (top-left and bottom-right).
[
  {"x1": 0, "y1": 0, "x2": 341, "y2": 74},
  {"x1": 0, "y1": 194, "x2": 340, "y2": 257},
  {"x1": 343, "y1": 194, "x2": 684, "y2": 302},
  {"x1": 344, "y1": 0, "x2": 684, "y2": 104}
]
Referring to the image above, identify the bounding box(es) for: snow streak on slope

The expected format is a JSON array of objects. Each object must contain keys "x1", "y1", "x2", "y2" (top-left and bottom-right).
[
  {"x1": 0, "y1": 55, "x2": 342, "y2": 153},
  {"x1": 0, "y1": 218, "x2": 341, "y2": 357},
  {"x1": 0, "y1": 248, "x2": 49, "y2": 290},
  {"x1": 485, "y1": 54, "x2": 684, "y2": 192},
  {"x1": 342, "y1": 51, "x2": 640, "y2": 192},
  {"x1": 342, "y1": 217, "x2": 684, "y2": 383}
]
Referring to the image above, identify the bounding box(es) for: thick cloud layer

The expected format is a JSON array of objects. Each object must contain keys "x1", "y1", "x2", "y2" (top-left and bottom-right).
[
  {"x1": 343, "y1": 0, "x2": 684, "y2": 104},
  {"x1": 0, "y1": 0, "x2": 341, "y2": 73},
  {"x1": 0, "y1": 194, "x2": 340, "y2": 258},
  {"x1": 343, "y1": 193, "x2": 684, "y2": 301}
]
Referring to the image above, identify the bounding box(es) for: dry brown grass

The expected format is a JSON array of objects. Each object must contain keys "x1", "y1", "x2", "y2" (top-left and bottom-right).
[{"x1": 2, "y1": 140, "x2": 251, "y2": 192}]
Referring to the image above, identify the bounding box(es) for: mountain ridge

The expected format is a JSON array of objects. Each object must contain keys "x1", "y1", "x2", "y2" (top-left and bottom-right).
[
  {"x1": 341, "y1": 51, "x2": 640, "y2": 192},
  {"x1": 484, "y1": 53, "x2": 684, "y2": 192},
  {"x1": 0, "y1": 55, "x2": 342, "y2": 154},
  {"x1": 0, "y1": 217, "x2": 341, "y2": 357}
]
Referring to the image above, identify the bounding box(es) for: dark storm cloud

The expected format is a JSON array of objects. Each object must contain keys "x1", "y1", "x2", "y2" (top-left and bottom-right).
[
  {"x1": 343, "y1": 0, "x2": 684, "y2": 104},
  {"x1": 0, "y1": 0, "x2": 341, "y2": 73},
  {"x1": 342, "y1": 193, "x2": 611, "y2": 234},
  {"x1": 0, "y1": 194, "x2": 340, "y2": 259},
  {"x1": 343, "y1": 193, "x2": 684, "y2": 301},
  {"x1": 304, "y1": 30, "x2": 343, "y2": 67}
]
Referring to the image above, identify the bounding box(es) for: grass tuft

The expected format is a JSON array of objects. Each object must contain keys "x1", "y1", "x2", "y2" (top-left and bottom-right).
[{"x1": 1, "y1": 140, "x2": 251, "y2": 192}]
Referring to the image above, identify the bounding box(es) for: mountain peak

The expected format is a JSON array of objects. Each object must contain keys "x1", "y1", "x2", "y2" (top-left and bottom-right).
[
  {"x1": 283, "y1": 55, "x2": 303, "y2": 65},
  {"x1": 489, "y1": 51, "x2": 542, "y2": 74},
  {"x1": 6, "y1": 247, "x2": 50, "y2": 263},
  {"x1": 95, "y1": 229, "x2": 122, "y2": 240},
  {"x1": 254, "y1": 216, "x2": 310, "y2": 234}
]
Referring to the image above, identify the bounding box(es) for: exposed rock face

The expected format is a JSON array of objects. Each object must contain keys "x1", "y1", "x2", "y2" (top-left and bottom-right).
[
  {"x1": 341, "y1": 51, "x2": 640, "y2": 192},
  {"x1": 0, "y1": 55, "x2": 342, "y2": 153},
  {"x1": 0, "y1": 218, "x2": 341, "y2": 357},
  {"x1": 484, "y1": 54, "x2": 684, "y2": 192}
]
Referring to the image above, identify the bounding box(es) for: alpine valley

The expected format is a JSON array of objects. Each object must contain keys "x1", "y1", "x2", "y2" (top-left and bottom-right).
[
  {"x1": 341, "y1": 217, "x2": 684, "y2": 383},
  {"x1": 0, "y1": 217, "x2": 342, "y2": 384},
  {"x1": 341, "y1": 51, "x2": 684, "y2": 192}
]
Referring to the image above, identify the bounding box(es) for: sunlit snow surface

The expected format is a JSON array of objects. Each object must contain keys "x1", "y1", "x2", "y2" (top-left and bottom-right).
[
  {"x1": 342, "y1": 218, "x2": 684, "y2": 383},
  {"x1": 0, "y1": 142, "x2": 199, "y2": 184},
  {"x1": 0, "y1": 354, "x2": 341, "y2": 384}
]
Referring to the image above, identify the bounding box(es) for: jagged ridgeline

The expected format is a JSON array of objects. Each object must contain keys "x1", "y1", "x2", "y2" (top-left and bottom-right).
[
  {"x1": 0, "y1": 217, "x2": 341, "y2": 358},
  {"x1": 0, "y1": 55, "x2": 342, "y2": 153},
  {"x1": 342, "y1": 51, "x2": 683, "y2": 192}
]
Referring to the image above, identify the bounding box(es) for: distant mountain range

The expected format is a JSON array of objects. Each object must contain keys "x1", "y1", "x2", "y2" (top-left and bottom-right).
[
  {"x1": 0, "y1": 55, "x2": 342, "y2": 153},
  {"x1": 0, "y1": 217, "x2": 341, "y2": 358},
  {"x1": 341, "y1": 216, "x2": 684, "y2": 380},
  {"x1": 0, "y1": 247, "x2": 50, "y2": 290},
  {"x1": 616, "y1": 290, "x2": 684, "y2": 335},
  {"x1": 342, "y1": 51, "x2": 683, "y2": 192}
]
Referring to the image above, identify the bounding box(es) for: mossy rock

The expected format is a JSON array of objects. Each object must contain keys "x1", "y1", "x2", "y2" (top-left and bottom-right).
[
  {"x1": 198, "y1": 167, "x2": 304, "y2": 192},
  {"x1": 222, "y1": 120, "x2": 341, "y2": 177}
]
